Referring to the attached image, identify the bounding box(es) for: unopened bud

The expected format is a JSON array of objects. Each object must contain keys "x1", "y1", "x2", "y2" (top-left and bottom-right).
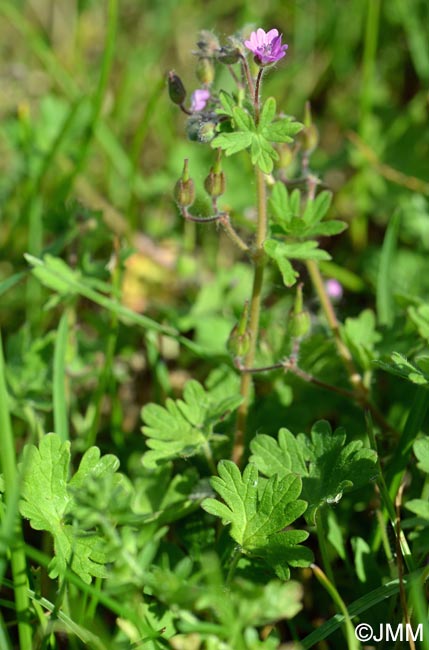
[
  {"x1": 196, "y1": 57, "x2": 215, "y2": 86},
  {"x1": 186, "y1": 115, "x2": 202, "y2": 142},
  {"x1": 227, "y1": 301, "x2": 250, "y2": 358},
  {"x1": 174, "y1": 159, "x2": 195, "y2": 207},
  {"x1": 195, "y1": 30, "x2": 220, "y2": 57},
  {"x1": 288, "y1": 284, "x2": 311, "y2": 338},
  {"x1": 204, "y1": 149, "x2": 226, "y2": 198},
  {"x1": 217, "y1": 46, "x2": 240, "y2": 65},
  {"x1": 277, "y1": 143, "x2": 294, "y2": 169},
  {"x1": 198, "y1": 121, "x2": 216, "y2": 143},
  {"x1": 300, "y1": 101, "x2": 319, "y2": 153},
  {"x1": 168, "y1": 71, "x2": 186, "y2": 106}
]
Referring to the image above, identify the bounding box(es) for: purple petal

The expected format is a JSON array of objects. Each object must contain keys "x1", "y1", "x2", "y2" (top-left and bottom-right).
[
  {"x1": 191, "y1": 89, "x2": 210, "y2": 112},
  {"x1": 266, "y1": 28, "x2": 279, "y2": 42},
  {"x1": 256, "y1": 28, "x2": 267, "y2": 45}
]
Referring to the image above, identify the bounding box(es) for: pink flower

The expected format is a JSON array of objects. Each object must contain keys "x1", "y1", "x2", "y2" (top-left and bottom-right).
[
  {"x1": 191, "y1": 89, "x2": 210, "y2": 112},
  {"x1": 325, "y1": 279, "x2": 343, "y2": 300},
  {"x1": 244, "y1": 28, "x2": 288, "y2": 65}
]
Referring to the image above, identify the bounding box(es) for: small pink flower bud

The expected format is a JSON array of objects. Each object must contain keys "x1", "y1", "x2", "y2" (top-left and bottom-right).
[{"x1": 325, "y1": 279, "x2": 343, "y2": 300}]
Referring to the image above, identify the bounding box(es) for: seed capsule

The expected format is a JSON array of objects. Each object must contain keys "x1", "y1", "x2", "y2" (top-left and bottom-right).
[
  {"x1": 168, "y1": 70, "x2": 186, "y2": 106},
  {"x1": 174, "y1": 159, "x2": 195, "y2": 207}
]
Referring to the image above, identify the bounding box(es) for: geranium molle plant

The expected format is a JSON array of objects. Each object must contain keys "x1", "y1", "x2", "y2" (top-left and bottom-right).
[
  {"x1": 168, "y1": 27, "x2": 348, "y2": 465},
  {"x1": 164, "y1": 26, "x2": 380, "y2": 601}
]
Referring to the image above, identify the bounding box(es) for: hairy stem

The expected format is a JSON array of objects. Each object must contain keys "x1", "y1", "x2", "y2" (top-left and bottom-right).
[
  {"x1": 233, "y1": 166, "x2": 267, "y2": 465},
  {"x1": 240, "y1": 55, "x2": 255, "y2": 97},
  {"x1": 254, "y1": 68, "x2": 264, "y2": 123},
  {"x1": 226, "y1": 546, "x2": 242, "y2": 587},
  {"x1": 315, "y1": 507, "x2": 337, "y2": 587}
]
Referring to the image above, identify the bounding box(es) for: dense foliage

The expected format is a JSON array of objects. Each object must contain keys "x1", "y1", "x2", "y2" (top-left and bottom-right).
[{"x1": 1, "y1": 1, "x2": 429, "y2": 649}]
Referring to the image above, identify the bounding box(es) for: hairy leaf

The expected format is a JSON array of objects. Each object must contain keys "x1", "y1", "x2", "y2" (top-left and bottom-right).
[
  {"x1": 250, "y1": 421, "x2": 378, "y2": 524},
  {"x1": 250, "y1": 135, "x2": 278, "y2": 173},
  {"x1": 264, "y1": 239, "x2": 298, "y2": 286},
  {"x1": 211, "y1": 131, "x2": 253, "y2": 156},
  {"x1": 202, "y1": 460, "x2": 312, "y2": 579},
  {"x1": 342, "y1": 309, "x2": 381, "y2": 370},
  {"x1": 374, "y1": 352, "x2": 429, "y2": 386},
  {"x1": 141, "y1": 380, "x2": 242, "y2": 467},
  {"x1": 262, "y1": 118, "x2": 303, "y2": 143},
  {"x1": 20, "y1": 433, "x2": 120, "y2": 582},
  {"x1": 259, "y1": 97, "x2": 277, "y2": 129}
]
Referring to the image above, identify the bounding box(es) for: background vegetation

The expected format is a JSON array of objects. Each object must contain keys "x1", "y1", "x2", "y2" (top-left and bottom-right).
[{"x1": 1, "y1": 0, "x2": 429, "y2": 648}]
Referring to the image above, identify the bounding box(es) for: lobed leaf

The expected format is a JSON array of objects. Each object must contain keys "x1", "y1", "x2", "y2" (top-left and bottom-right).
[
  {"x1": 141, "y1": 379, "x2": 242, "y2": 467},
  {"x1": 20, "y1": 433, "x2": 121, "y2": 583},
  {"x1": 250, "y1": 135, "x2": 278, "y2": 173},
  {"x1": 259, "y1": 97, "x2": 276, "y2": 129},
  {"x1": 202, "y1": 460, "x2": 312, "y2": 579},
  {"x1": 264, "y1": 239, "x2": 299, "y2": 287},
  {"x1": 262, "y1": 118, "x2": 303, "y2": 143},
  {"x1": 374, "y1": 352, "x2": 429, "y2": 386},
  {"x1": 211, "y1": 131, "x2": 253, "y2": 156},
  {"x1": 250, "y1": 421, "x2": 378, "y2": 524}
]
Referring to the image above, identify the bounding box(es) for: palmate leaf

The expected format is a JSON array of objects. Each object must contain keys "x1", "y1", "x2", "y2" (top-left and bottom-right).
[
  {"x1": 269, "y1": 183, "x2": 346, "y2": 239},
  {"x1": 212, "y1": 97, "x2": 302, "y2": 173},
  {"x1": 342, "y1": 309, "x2": 381, "y2": 371},
  {"x1": 19, "y1": 433, "x2": 120, "y2": 583},
  {"x1": 375, "y1": 352, "x2": 429, "y2": 387},
  {"x1": 250, "y1": 421, "x2": 378, "y2": 524},
  {"x1": 141, "y1": 380, "x2": 242, "y2": 467},
  {"x1": 250, "y1": 135, "x2": 278, "y2": 173},
  {"x1": 264, "y1": 239, "x2": 331, "y2": 287},
  {"x1": 202, "y1": 460, "x2": 312, "y2": 579},
  {"x1": 210, "y1": 131, "x2": 253, "y2": 156}
]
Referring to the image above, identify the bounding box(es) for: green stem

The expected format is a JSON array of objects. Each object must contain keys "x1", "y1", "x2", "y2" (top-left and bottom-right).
[
  {"x1": 240, "y1": 55, "x2": 255, "y2": 97},
  {"x1": 315, "y1": 507, "x2": 337, "y2": 587},
  {"x1": 226, "y1": 546, "x2": 241, "y2": 587},
  {"x1": 359, "y1": 0, "x2": 381, "y2": 138},
  {"x1": 219, "y1": 215, "x2": 249, "y2": 253},
  {"x1": 312, "y1": 564, "x2": 359, "y2": 650},
  {"x1": 367, "y1": 414, "x2": 414, "y2": 573},
  {"x1": 306, "y1": 260, "x2": 365, "y2": 395},
  {"x1": 0, "y1": 332, "x2": 32, "y2": 650},
  {"x1": 233, "y1": 167, "x2": 267, "y2": 465},
  {"x1": 53, "y1": 310, "x2": 70, "y2": 442}
]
